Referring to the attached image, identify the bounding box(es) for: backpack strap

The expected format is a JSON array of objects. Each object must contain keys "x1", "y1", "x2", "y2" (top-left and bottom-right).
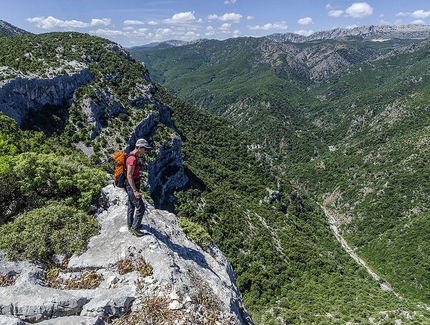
[
  {"x1": 126, "y1": 153, "x2": 141, "y2": 167},
  {"x1": 124, "y1": 153, "x2": 142, "y2": 182}
]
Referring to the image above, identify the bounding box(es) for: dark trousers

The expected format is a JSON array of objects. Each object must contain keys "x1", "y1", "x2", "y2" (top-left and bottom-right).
[{"x1": 125, "y1": 181, "x2": 145, "y2": 229}]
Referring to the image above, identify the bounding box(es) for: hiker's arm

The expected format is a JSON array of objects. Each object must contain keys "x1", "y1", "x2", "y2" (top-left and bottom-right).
[{"x1": 126, "y1": 165, "x2": 140, "y2": 196}]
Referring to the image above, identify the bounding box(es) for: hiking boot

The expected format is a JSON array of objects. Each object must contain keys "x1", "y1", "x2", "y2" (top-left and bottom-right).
[{"x1": 130, "y1": 227, "x2": 144, "y2": 237}]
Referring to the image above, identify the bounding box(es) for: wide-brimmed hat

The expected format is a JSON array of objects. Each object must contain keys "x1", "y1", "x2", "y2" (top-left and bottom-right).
[{"x1": 135, "y1": 138, "x2": 152, "y2": 149}]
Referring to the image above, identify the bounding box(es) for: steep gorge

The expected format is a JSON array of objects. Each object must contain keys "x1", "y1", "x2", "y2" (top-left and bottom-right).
[{"x1": 2, "y1": 26, "x2": 430, "y2": 324}]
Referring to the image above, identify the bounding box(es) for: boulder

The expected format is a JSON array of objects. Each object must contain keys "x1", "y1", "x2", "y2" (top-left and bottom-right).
[{"x1": 0, "y1": 315, "x2": 27, "y2": 325}]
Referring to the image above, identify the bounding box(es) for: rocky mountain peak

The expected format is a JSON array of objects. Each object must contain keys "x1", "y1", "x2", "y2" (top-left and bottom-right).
[
  {"x1": 0, "y1": 20, "x2": 31, "y2": 36},
  {"x1": 267, "y1": 24, "x2": 430, "y2": 43}
]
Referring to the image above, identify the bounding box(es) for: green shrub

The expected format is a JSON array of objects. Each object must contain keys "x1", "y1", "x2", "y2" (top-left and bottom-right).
[
  {"x1": 11, "y1": 152, "x2": 106, "y2": 210},
  {"x1": 0, "y1": 202, "x2": 99, "y2": 263},
  {"x1": 179, "y1": 217, "x2": 212, "y2": 250}
]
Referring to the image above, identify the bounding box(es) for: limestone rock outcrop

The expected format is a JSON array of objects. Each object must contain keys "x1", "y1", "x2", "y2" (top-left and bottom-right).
[
  {"x1": 0, "y1": 69, "x2": 92, "y2": 126},
  {"x1": 0, "y1": 185, "x2": 254, "y2": 325},
  {"x1": 0, "y1": 70, "x2": 187, "y2": 209}
]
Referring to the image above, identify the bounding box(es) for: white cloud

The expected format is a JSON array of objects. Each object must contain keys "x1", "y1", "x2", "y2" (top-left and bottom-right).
[
  {"x1": 295, "y1": 29, "x2": 314, "y2": 36},
  {"x1": 345, "y1": 2, "x2": 373, "y2": 18},
  {"x1": 247, "y1": 16, "x2": 254, "y2": 20},
  {"x1": 149, "y1": 28, "x2": 173, "y2": 41},
  {"x1": 411, "y1": 19, "x2": 426, "y2": 24},
  {"x1": 224, "y1": 0, "x2": 237, "y2": 4},
  {"x1": 163, "y1": 11, "x2": 200, "y2": 24},
  {"x1": 131, "y1": 28, "x2": 149, "y2": 38},
  {"x1": 326, "y1": 4, "x2": 344, "y2": 17},
  {"x1": 218, "y1": 23, "x2": 232, "y2": 32},
  {"x1": 27, "y1": 16, "x2": 111, "y2": 29},
  {"x1": 328, "y1": 10, "x2": 344, "y2": 17},
  {"x1": 153, "y1": 28, "x2": 174, "y2": 37},
  {"x1": 220, "y1": 13, "x2": 242, "y2": 22},
  {"x1": 247, "y1": 21, "x2": 288, "y2": 30},
  {"x1": 208, "y1": 13, "x2": 242, "y2": 23},
  {"x1": 148, "y1": 21, "x2": 159, "y2": 25},
  {"x1": 205, "y1": 26, "x2": 216, "y2": 36},
  {"x1": 273, "y1": 22, "x2": 289, "y2": 29},
  {"x1": 397, "y1": 10, "x2": 430, "y2": 19},
  {"x1": 91, "y1": 19, "x2": 111, "y2": 26},
  {"x1": 91, "y1": 28, "x2": 125, "y2": 36},
  {"x1": 297, "y1": 17, "x2": 313, "y2": 25},
  {"x1": 124, "y1": 20, "x2": 145, "y2": 26},
  {"x1": 88, "y1": 27, "x2": 151, "y2": 39},
  {"x1": 183, "y1": 31, "x2": 200, "y2": 40}
]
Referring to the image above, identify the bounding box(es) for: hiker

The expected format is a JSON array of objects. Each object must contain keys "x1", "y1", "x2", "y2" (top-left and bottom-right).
[{"x1": 125, "y1": 138, "x2": 152, "y2": 237}]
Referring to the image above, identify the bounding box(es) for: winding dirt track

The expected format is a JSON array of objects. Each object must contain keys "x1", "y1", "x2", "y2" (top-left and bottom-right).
[{"x1": 319, "y1": 204, "x2": 399, "y2": 297}]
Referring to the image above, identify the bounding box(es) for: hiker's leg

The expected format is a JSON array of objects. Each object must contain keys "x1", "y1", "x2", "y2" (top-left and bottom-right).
[
  {"x1": 125, "y1": 183, "x2": 136, "y2": 227},
  {"x1": 131, "y1": 183, "x2": 145, "y2": 229},
  {"x1": 125, "y1": 182, "x2": 144, "y2": 230},
  {"x1": 132, "y1": 198, "x2": 145, "y2": 229},
  {"x1": 127, "y1": 199, "x2": 135, "y2": 227}
]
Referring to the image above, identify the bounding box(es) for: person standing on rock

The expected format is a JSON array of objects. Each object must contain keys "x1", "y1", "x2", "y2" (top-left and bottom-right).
[{"x1": 125, "y1": 138, "x2": 152, "y2": 237}]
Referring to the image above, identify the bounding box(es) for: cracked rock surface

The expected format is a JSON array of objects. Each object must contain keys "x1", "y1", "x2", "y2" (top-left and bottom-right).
[{"x1": 0, "y1": 185, "x2": 253, "y2": 325}]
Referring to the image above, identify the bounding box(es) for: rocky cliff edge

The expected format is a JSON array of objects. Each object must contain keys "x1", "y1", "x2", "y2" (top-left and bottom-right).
[{"x1": 0, "y1": 185, "x2": 254, "y2": 325}]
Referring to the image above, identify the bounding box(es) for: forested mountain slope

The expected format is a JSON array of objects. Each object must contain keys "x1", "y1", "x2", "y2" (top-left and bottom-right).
[
  {"x1": 0, "y1": 26, "x2": 429, "y2": 324},
  {"x1": 130, "y1": 26, "x2": 430, "y2": 322},
  {"x1": 155, "y1": 89, "x2": 430, "y2": 324}
]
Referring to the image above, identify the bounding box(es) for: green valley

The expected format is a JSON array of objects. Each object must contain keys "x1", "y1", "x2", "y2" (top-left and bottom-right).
[
  {"x1": 0, "y1": 26, "x2": 430, "y2": 324},
  {"x1": 130, "y1": 32, "x2": 430, "y2": 323}
]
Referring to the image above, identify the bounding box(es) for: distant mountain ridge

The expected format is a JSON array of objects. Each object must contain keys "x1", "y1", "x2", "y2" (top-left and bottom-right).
[
  {"x1": 0, "y1": 20, "x2": 31, "y2": 36},
  {"x1": 267, "y1": 24, "x2": 430, "y2": 43},
  {"x1": 131, "y1": 24, "x2": 430, "y2": 49},
  {"x1": 127, "y1": 39, "x2": 203, "y2": 51}
]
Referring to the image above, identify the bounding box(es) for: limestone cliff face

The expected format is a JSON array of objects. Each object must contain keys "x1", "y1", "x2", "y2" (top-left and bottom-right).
[
  {"x1": 0, "y1": 185, "x2": 254, "y2": 325},
  {"x1": 0, "y1": 70, "x2": 187, "y2": 208},
  {"x1": 124, "y1": 113, "x2": 188, "y2": 208},
  {"x1": 122, "y1": 87, "x2": 188, "y2": 208},
  {"x1": 0, "y1": 69, "x2": 93, "y2": 126},
  {"x1": 147, "y1": 136, "x2": 188, "y2": 207}
]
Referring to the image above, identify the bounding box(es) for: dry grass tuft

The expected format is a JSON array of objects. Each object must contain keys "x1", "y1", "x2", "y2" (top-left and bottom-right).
[
  {"x1": 117, "y1": 256, "x2": 153, "y2": 277},
  {"x1": 115, "y1": 286, "x2": 180, "y2": 325},
  {"x1": 48, "y1": 269, "x2": 103, "y2": 289},
  {"x1": 0, "y1": 273, "x2": 16, "y2": 287},
  {"x1": 115, "y1": 270, "x2": 234, "y2": 325},
  {"x1": 117, "y1": 257, "x2": 135, "y2": 275},
  {"x1": 64, "y1": 270, "x2": 103, "y2": 289},
  {"x1": 136, "y1": 257, "x2": 153, "y2": 277}
]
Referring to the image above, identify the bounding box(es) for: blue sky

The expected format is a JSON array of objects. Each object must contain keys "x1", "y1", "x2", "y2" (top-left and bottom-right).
[{"x1": 2, "y1": 1, "x2": 430, "y2": 47}]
